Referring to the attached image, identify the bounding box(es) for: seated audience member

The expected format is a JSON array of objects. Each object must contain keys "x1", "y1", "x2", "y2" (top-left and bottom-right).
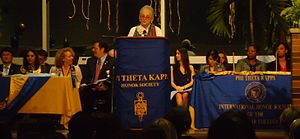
[
  {"x1": 280, "y1": 107, "x2": 300, "y2": 133},
  {"x1": 0, "y1": 47, "x2": 20, "y2": 76},
  {"x1": 218, "y1": 50, "x2": 232, "y2": 71},
  {"x1": 164, "y1": 106, "x2": 192, "y2": 139},
  {"x1": 141, "y1": 126, "x2": 167, "y2": 139},
  {"x1": 171, "y1": 47, "x2": 195, "y2": 109},
  {"x1": 91, "y1": 111, "x2": 121, "y2": 139},
  {"x1": 0, "y1": 123, "x2": 12, "y2": 139},
  {"x1": 235, "y1": 44, "x2": 266, "y2": 72},
  {"x1": 289, "y1": 118, "x2": 300, "y2": 139},
  {"x1": 152, "y1": 118, "x2": 178, "y2": 139},
  {"x1": 199, "y1": 49, "x2": 225, "y2": 74},
  {"x1": 37, "y1": 49, "x2": 51, "y2": 73},
  {"x1": 49, "y1": 47, "x2": 82, "y2": 88},
  {"x1": 20, "y1": 49, "x2": 48, "y2": 74},
  {"x1": 267, "y1": 42, "x2": 291, "y2": 71},
  {"x1": 181, "y1": 39, "x2": 196, "y2": 56},
  {"x1": 207, "y1": 110, "x2": 256, "y2": 139},
  {"x1": 68, "y1": 112, "x2": 96, "y2": 139},
  {"x1": 80, "y1": 40, "x2": 114, "y2": 113},
  {"x1": 128, "y1": 5, "x2": 163, "y2": 37},
  {"x1": 114, "y1": 129, "x2": 142, "y2": 139}
]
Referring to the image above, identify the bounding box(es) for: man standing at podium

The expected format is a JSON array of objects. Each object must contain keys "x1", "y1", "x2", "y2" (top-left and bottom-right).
[
  {"x1": 128, "y1": 5, "x2": 163, "y2": 37},
  {"x1": 80, "y1": 40, "x2": 114, "y2": 113}
]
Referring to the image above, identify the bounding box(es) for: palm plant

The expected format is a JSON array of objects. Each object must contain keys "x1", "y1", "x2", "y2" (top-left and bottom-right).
[
  {"x1": 281, "y1": 0, "x2": 300, "y2": 27},
  {"x1": 207, "y1": 0, "x2": 290, "y2": 51}
]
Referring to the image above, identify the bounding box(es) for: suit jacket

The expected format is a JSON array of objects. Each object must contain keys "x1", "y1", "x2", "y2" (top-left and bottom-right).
[
  {"x1": 41, "y1": 63, "x2": 51, "y2": 73},
  {"x1": 85, "y1": 55, "x2": 114, "y2": 85},
  {"x1": 0, "y1": 63, "x2": 21, "y2": 75}
]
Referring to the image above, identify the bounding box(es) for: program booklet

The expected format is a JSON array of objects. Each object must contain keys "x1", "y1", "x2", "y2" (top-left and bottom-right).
[{"x1": 81, "y1": 78, "x2": 111, "y2": 87}]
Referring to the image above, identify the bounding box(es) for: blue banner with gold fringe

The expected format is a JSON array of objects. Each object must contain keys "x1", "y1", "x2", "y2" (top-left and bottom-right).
[
  {"x1": 115, "y1": 37, "x2": 171, "y2": 128},
  {"x1": 190, "y1": 74, "x2": 291, "y2": 129}
]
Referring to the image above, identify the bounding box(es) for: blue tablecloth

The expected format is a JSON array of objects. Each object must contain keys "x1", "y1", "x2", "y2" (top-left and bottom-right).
[{"x1": 190, "y1": 74, "x2": 291, "y2": 129}]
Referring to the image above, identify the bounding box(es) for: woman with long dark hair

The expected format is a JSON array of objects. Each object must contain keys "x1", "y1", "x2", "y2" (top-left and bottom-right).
[
  {"x1": 171, "y1": 47, "x2": 195, "y2": 109},
  {"x1": 267, "y1": 42, "x2": 291, "y2": 71},
  {"x1": 20, "y1": 49, "x2": 44, "y2": 74},
  {"x1": 218, "y1": 50, "x2": 232, "y2": 71}
]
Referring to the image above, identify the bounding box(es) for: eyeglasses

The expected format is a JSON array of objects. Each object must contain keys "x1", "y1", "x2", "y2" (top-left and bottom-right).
[{"x1": 139, "y1": 15, "x2": 152, "y2": 19}]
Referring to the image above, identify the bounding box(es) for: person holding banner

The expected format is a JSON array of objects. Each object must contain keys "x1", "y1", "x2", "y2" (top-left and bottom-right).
[
  {"x1": 49, "y1": 47, "x2": 82, "y2": 88},
  {"x1": 267, "y1": 42, "x2": 291, "y2": 72},
  {"x1": 171, "y1": 48, "x2": 195, "y2": 109},
  {"x1": 80, "y1": 40, "x2": 114, "y2": 113},
  {"x1": 128, "y1": 5, "x2": 163, "y2": 37},
  {"x1": 235, "y1": 45, "x2": 266, "y2": 72}
]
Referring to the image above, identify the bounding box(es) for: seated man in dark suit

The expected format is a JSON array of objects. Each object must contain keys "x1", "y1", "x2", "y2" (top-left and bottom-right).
[
  {"x1": 0, "y1": 47, "x2": 20, "y2": 76},
  {"x1": 80, "y1": 40, "x2": 114, "y2": 113}
]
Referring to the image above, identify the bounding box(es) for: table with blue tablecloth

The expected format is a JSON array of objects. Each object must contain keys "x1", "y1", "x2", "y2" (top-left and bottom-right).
[
  {"x1": 0, "y1": 76, "x2": 82, "y2": 128},
  {"x1": 189, "y1": 74, "x2": 291, "y2": 129}
]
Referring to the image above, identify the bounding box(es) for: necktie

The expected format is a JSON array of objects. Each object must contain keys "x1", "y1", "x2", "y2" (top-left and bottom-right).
[
  {"x1": 3, "y1": 66, "x2": 9, "y2": 76},
  {"x1": 143, "y1": 30, "x2": 147, "y2": 36},
  {"x1": 93, "y1": 59, "x2": 101, "y2": 83}
]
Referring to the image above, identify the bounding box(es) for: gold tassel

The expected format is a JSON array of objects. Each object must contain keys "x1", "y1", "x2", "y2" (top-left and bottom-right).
[
  {"x1": 81, "y1": 0, "x2": 90, "y2": 30},
  {"x1": 100, "y1": 0, "x2": 103, "y2": 24},
  {"x1": 169, "y1": 0, "x2": 174, "y2": 32},
  {"x1": 68, "y1": 0, "x2": 76, "y2": 19},
  {"x1": 154, "y1": 0, "x2": 157, "y2": 17},
  {"x1": 81, "y1": 0, "x2": 90, "y2": 20},
  {"x1": 107, "y1": 0, "x2": 111, "y2": 31},
  {"x1": 177, "y1": 0, "x2": 181, "y2": 35},
  {"x1": 115, "y1": 0, "x2": 119, "y2": 33}
]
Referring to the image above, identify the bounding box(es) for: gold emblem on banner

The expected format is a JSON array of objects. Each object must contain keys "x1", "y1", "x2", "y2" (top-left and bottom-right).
[{"x1": 134, "y1": 92, "x2": 147, "y2": 122}]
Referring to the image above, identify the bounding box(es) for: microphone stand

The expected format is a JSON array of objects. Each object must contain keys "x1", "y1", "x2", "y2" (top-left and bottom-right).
[
  {"x1": 110, "y1": 38, "x2": 117, "y2": 113},
  {"x1": 101, "y1": 35, "x2": 116, "y2": 113}
]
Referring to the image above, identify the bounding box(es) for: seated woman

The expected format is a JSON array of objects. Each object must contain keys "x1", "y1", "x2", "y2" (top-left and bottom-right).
[
  {"x1": 171, "y1": 47, "x2": 195, "y2": 109},
  {"x1": 267, "y1": 42, "x2": 291, "y2": 71},
  {"x1": 200, "y1": 49, "x2": 225, "y2": 74},
  {"x1": 218, "y1": 50, "x2": 232, "y2": 71},
  {"x1": 20, "y1": 49, "x2": 48, "y2": 74},
  {"x1": 50, "y1": 47, "x2": 82, "y2": 88}
]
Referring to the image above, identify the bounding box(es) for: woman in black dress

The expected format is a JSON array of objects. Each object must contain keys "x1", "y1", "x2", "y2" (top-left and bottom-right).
[{"x1": 171, "y1": 47, "x2": 195, "y2": 109}]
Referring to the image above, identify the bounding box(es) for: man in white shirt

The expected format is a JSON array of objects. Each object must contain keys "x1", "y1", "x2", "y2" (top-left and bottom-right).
[{"x1": 128, "y1": 5, "x2": 163, "y2": 37}]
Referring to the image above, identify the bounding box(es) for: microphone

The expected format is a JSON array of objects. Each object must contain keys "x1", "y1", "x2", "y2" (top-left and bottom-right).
[{"x1": 143, "y1": 30, "x2": 147, "y2": 36}]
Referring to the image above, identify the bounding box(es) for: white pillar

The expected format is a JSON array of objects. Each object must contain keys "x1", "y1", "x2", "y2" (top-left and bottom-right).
[
  {"x1": 160, "y1": 0, "x2": 165, "y2": 37},
  {"x1": 42, "y1": 0, "x2": 48, "y2": 51}
]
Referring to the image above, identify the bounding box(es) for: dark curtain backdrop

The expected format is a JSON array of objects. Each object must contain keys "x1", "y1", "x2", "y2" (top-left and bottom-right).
[{"x1": 0, "y1": 0, "x2": 273, "y2": 56}]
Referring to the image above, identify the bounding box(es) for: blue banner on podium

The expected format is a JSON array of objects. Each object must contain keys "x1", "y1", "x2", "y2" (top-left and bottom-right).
[{"x1": 115, "y1": 37, "x2": 171, "y2": 128}]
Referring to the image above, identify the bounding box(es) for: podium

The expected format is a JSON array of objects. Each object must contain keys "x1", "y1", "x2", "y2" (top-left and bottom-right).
[{"x1": 115, "y1": 37, "x2": 171, "y2": 128}]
